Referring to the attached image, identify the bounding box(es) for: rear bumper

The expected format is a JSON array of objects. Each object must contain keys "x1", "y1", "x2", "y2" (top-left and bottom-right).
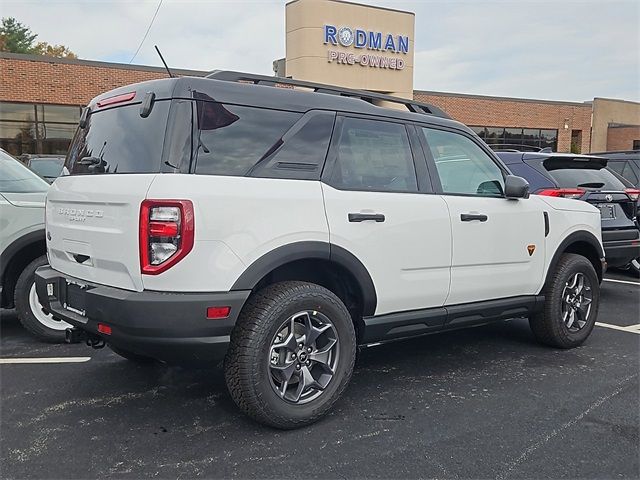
[
  {"x1": 602, "y1": 229, "x2": 640, "y2": 268},
  {"x1": 35, "y1": 266, "x2": 250, "y2": 365}
]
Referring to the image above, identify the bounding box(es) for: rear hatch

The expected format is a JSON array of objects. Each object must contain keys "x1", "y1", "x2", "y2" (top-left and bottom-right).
[
  {"x1": 534, "y1": 155, "x2": 638, "y2": 232},
  {"x1": 47, "y1": 80, "x2": 183, "y2": 291}
]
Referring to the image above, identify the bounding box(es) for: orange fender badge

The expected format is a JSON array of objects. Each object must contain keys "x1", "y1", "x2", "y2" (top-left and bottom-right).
[{"x1": 527, "y1": 244, "x2": 536, "y2": 256}]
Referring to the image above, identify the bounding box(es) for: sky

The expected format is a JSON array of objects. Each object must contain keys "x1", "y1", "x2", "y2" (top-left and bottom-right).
[{"x1": 2, "y1": 0, "x2": 639, "y2": 102}]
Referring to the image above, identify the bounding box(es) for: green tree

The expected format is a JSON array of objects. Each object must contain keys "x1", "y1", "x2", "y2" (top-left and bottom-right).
[
  {"x1": 0, "y1": 17, "x2": 37, "y2": 53},
  {"x1": 0, "y1": 17, "x2": 77, "y2": 58}
]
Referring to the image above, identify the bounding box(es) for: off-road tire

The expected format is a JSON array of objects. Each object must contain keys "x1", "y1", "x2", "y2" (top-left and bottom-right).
[
  {"x1": 15, "y1": 255, "x2": 68, "y2": 343},
  {"x1": 530, "y1": 253, "x2": 600, "y2": 348},
  {"x1": 109, "y1": 345, "x2": 156, "y2": 364},
  {"x1": 224, "y1": 281, "x2": 357, "y2": 429}
]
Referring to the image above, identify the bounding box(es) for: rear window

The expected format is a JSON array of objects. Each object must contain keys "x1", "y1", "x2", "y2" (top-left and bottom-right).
[
  {"x1": 65, "y1": 100, "x2": 171, "y2": 175},
  {"x1": 0, "y1": 151, "x2": 48, "y2": 193},
  {"x1": 29, "y1": 158, "x2": 65, "y2": 178},
  {"x1": 543, "y1": 159, "x2": 627, "y2": 190}
]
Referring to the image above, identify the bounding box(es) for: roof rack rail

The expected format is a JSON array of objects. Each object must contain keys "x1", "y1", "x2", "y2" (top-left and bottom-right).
[{"x1": 206, "y1": 70, "x2": 450, "y2": 119}]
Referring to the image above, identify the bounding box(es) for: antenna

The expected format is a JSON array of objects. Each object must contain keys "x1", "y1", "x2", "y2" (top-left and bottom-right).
[{"x1": 154, "y1": 45, "x2": 174, "y2": 78}]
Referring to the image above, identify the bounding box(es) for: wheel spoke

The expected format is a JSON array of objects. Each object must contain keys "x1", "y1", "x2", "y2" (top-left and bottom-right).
[
  {"x1": 565, "y1": 309, "x2": 576, "y2": 329},
  {"x1": 307, "y1": 323, "x2": 333, "y2": 346},
  {"x1": 292, "y1": 366, "x2": 319, "y2": 402},
  {"x1": 567, "y1": 274, "x2": 579, "y2": 289},
  {"x1": 271, "y1": 331, "x2": 298, "y2": 353},
  {"x1": 309, "y1": 339, "x2": 337, "y2": 369},
  {"x1": 270, "y1": 359, "x2": 297, "y2": 383},
  {"x1": 575, "y1": 274, "x2": 585, "y2": 295}
]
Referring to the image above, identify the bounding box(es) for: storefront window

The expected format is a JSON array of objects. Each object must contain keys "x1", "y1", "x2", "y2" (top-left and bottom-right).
[
  {"x1": 470, "y1": 125, "x2": 557, "y2": 150},
  {"x1": 0, "y1": 102, "x2": 81, "y2": 156}
]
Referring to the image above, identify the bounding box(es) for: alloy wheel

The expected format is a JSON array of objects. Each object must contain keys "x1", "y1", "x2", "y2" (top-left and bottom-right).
[
  {"x1": 268, "y1": 310, "x2": 339, "y2": 404},
  {"x1": 561, "y1": 272, "x2": 593, "y2": 332}
]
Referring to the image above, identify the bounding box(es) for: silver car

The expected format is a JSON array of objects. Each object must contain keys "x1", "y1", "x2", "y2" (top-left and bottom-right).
[{"x1": 0, "y1": 149, "x2": 70, "y2": 341}]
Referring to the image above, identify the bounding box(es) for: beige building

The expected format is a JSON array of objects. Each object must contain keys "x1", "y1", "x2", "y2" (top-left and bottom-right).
[
  {"x1": 591, "y1": 98, "x2": 640, "y2": 152},
  {"x1": 284, "y1": 0, "x2": 415, "y2": 98}
]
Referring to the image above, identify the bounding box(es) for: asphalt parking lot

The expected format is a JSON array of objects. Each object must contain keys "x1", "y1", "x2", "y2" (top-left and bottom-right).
[{"x1": 1, "y1": 271, "x2": 638, "y2": 479}]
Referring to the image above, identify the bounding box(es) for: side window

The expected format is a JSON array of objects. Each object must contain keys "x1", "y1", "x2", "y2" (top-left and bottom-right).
[
  {"x1": 249, "y1": 111, "x2": 335, "y2": 180},
  {"x1": 607, "y1": 160, "x2": 625, "y2": 175},
  {"x1": 421, "y1": 128, "x2": 505, "y2": 197},
  {"x1": 330, "y1": 117, "x2": 418, "y2": 193},
  {"x1": 194, "y1": 101, "x2": 301, "y2": 176},
  {"x1": 622, "y1": 161, "x2": 639, "y2": 185}
]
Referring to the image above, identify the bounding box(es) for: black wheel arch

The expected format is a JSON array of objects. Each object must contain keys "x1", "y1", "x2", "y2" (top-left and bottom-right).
[
  {"x1": 546, "y1": 230, "x2": 605, "y2": 286},
  {"x1": 0, "y1": 230, "x2": 46, "y2": 309},
  {"x1": 231, "y1": 241, "x2": 377, "y2": 317}
]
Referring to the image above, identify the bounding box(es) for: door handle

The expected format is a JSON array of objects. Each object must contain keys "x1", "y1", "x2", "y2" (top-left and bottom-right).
[
  {"x1": 348, "y1": 213, "x2": 386, "y2": 223},
  {"x1": 460, "y1": 213, "x2": 488, "y2": 222}
]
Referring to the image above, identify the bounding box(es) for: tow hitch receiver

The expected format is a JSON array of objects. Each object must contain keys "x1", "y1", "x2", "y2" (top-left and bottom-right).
[{"x1": 65, "y1": 328, "x2": 105, "y2": 349}]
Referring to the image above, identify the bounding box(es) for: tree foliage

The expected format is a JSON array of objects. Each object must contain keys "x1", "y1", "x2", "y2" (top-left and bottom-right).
[{"x1": 0, "y1": 17, "x2": 77, "y2": 58}]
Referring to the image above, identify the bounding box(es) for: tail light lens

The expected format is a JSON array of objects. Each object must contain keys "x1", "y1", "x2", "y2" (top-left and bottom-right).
[
  {"x1": 536, "y1": 188, "x2": 585, "y2": 199},
  {"x1": 139, "y1": 200, "x2": 194, "y2": 275},
  {"x1": 624, "y1": 188, "x2": 640, "y2": 201}
]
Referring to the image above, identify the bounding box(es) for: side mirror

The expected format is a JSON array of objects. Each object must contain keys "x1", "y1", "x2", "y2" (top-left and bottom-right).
[{"x1": 504, "y1": 175, "x2": 530, "y2": 199}]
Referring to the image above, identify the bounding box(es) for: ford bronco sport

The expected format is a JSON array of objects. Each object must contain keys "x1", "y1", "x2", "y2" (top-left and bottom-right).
[{"x1": 36, "y1": 72, "x2": 605, "y2": 429}]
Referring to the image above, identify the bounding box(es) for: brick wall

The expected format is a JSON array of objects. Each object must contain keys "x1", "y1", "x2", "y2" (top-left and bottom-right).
[
  {"x1": 414, "y1": 91, "x2": 593, "y2": 153},
  {"x1": 1, "y1": 53, "x2": 596, "y2": 153},
  {"x1": 606, "y1": 125, "x2": 640, "y2": 151},
  {"x1": 0, "y1": 53, "x2": 205, "y2": 106}
]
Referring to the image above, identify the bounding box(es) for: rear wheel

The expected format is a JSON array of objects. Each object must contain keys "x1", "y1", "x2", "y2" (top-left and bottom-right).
[
  {"x1": 530, "y1": 253, "x2": 600, "y2": 348},
  {"x1": 15, "y1": 256, "x2": 70, "y2": 342},
  {"x1": 224, "y1": 281, "x2": 356, "y2": 429}
]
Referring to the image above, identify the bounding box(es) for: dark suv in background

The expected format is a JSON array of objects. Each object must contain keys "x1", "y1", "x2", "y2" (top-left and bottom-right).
[
  {"x1": 595, "y1": 150, "x2": 640, "y2": 188},
  {"x1": 497, "y1": 151, "x2": 640, "y2": 272}
]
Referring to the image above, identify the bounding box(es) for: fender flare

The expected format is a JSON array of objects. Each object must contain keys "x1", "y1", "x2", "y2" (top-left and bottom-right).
[
  {"x1": 545, "y1": 230, "x2": 605, "y2": 285},
  {"x1": 231, "y1": 241, "x2": 377, "y2": 316},
  {"x1": 0, "y1": 229, "x2": 46, "y2": 282}
]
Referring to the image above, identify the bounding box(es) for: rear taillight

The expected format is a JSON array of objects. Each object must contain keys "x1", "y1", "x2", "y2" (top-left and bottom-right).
[
  {"x1": 624, "y1": 188, "x2": 640, "y2": 201},
  {"x1": 139, "y1": 200, "x2": 194, "y2": 275},
  {"x1": 536, "y1": 188, "x2": 585, "y2": 199}
]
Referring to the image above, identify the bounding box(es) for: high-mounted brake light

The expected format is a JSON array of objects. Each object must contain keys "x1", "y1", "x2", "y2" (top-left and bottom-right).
[
  {"x1": 624, "y1": 188, "x2": 640, "y2": 201},
  {"x1": 139, "y1": 200, "x2": 194, "y2": 275},
  {"x1": 97, "y1": 91, "x2": 136, "y2": 108},
  {"x1": 536, "y1": 188, "x2": 585, "y2": 200}
]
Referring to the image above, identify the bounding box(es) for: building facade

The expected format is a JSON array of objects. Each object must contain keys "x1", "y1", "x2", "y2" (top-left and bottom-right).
[{"x1": 1, "y1": 0, "x2": 638, "y2": 157}]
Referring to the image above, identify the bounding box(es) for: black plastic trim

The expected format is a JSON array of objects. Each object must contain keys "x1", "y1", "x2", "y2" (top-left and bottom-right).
[
  {"x1": 545, "y1": 231, "x2": 605, "y2": 285},
  {"x1": 362, "y1": 295, "x2": 543, "y2": 344},
  {"x1": 230, "y1": 241, "x2": 378, "y2": 316},
  {"x1": 35, "y1": 266, "x2": 250, "y2": 365},
  {"x1": 543, "y1": 211, "x2": 550, "y2": 237}
]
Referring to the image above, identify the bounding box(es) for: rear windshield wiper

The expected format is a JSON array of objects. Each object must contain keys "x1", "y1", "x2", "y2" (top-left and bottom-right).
[{"x1": 577, "y1": 182, "x2": 605, "y2": 189}]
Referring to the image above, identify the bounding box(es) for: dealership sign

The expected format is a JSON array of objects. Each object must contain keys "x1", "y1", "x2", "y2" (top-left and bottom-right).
[{"x1": 323, "y1": 25, "x2": 409, "y2": 70}]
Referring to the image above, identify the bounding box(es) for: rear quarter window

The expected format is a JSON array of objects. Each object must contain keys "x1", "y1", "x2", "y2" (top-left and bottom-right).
[{"x1": 193, "y1": 102, "x2": 302, "y2": 176}]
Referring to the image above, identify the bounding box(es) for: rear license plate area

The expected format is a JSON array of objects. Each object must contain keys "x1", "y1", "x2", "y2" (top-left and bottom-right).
[
  {"x1": 64, "y1": 282, "x2": 88, "y2": 317},
  {"x1": 597, "y1": 204, "x2": 616, "y2": 219}
]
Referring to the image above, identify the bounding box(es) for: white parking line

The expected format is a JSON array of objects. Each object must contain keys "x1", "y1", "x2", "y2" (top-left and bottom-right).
[
  {"x1": 603, "y1": 278, "x2": 640, "y2": 286},
  {"x1": 0, "y1": 357, "x2": 91, "y2": 364},
  {"x1": 596, "y1": 322, "x2": 640, "y2": 334}
]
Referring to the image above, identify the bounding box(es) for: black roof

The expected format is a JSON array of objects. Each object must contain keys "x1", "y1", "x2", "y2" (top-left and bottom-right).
[{"x1": 88, "y1": 72, "x2": 467, "y2": 133}]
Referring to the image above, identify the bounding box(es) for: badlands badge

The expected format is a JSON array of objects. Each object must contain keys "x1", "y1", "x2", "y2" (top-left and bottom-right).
[{"x1": 527, "y1": 244, "x2": 536, "y2": 256}]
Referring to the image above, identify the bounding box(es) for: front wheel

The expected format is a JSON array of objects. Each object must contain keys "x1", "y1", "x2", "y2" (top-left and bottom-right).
[
  {"x1": 15, "y1": 256, "x2": 71, "y2": 342},
  {"x1": 224, "y1": 281, "x2": 357, "y2": 429},
  {"x1": 530, "y1": 253, "x2": 600, "y2": 348}
]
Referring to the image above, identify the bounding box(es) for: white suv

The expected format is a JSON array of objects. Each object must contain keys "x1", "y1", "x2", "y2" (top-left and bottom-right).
[
  {"x1": 36, "y1": 72, "x2": 605, "y2": 428},
  {"x1": 0, "y1": 149, "x2": 71, "y2": 341}
]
